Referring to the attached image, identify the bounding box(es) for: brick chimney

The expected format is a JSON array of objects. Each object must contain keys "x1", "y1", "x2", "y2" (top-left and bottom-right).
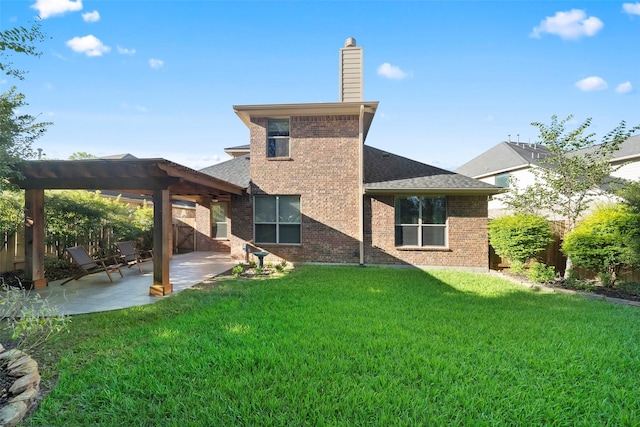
[{"x1": 339, "y1": 37, "x2": 363, "y2": 102}]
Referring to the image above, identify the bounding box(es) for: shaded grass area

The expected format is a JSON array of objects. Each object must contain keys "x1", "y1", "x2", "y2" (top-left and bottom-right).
[{"x1": 25, "y1": 265, "x2": 640, "y2": 425}]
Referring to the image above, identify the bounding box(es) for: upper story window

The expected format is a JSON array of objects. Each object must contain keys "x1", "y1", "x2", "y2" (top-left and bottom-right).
[
  {"x1": 267, "y1": 118, "x2": 290, "y2": 158},
  {"x1": 395, "y1": 196, "x2": 447, "y2": 247},
  {"x1": 495, "y1": 172, "x2": 510, "y2": 188}
]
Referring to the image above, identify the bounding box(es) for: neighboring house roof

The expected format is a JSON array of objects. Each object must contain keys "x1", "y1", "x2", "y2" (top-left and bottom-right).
[
  {"x1": 199, "y1": 154, "x2": 251, "y2": 189},
  {"x1": 574, "y1": 134, "x2": 640, "y2": 162},
  {"x1": 455, "y1": 142, "x2": 552, "y2": 179},
  {"x1": 98, "y1": 153, "x2": 139, "y2": 160},
  {"x1": 363, "y1": 146, "x2": 501, "y2": 195}
]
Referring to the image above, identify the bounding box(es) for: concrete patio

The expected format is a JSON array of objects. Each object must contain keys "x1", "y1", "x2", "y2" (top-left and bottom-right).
[{"x1": 29, "y1": 251, "x2": 236, "y2": 316}]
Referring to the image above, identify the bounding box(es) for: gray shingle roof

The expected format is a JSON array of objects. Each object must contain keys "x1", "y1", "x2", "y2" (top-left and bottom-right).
[
  {"x1": 455, "y1": 142, "x2": 552, "y2": 178},
  {"x1": 199, "y1": 154, "x2": 251, "y2": 188},
  {"x1": 200, "y1": 148, "x2": 500, "y2": 194},
  {"x1": 364, "y1": 146, "x2": 500, "y2": 193}
]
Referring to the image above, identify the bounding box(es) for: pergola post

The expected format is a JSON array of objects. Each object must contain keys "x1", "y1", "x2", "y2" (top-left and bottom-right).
[
  {"x1": 24, "y1": 189, "x2": 47, "y2": 289},
  {"x1": 150, "y1": 188, "x2": 173, "y2": 296}
]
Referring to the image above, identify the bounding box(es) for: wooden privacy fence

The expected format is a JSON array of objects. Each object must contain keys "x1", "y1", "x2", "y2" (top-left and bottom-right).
[{"x1": 1, "y1": 226, "x2": 123, "y2": 274}]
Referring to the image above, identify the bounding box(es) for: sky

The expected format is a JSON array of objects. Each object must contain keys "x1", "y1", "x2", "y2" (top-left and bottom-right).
[{"x1": 1, "y1": 0, "x2": 639, "y2": 171}]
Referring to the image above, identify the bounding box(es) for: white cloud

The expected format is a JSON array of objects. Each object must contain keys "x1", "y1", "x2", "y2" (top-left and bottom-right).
[
  {"x1": 531, "y1": 9, "x2": 603, "y2": 40},
  {"x1": 66, "y1": 35, "x2": 110, "y2": 57},
  {"x1": 117, "y1": 46, "x2": 136, "y2": 55},
  {"x1": 575, "y1": 76, "x2": 608, "y2": 91},
  {"x1": 82, "y1": 10, "x2": 100, "y2": 22},
  {"x1": 623, "y1": 3, "x2": 640, "y2": 15},
  {"x1": 149, "y1": 58, "x2": 164, "y2": 69},
  {"x1": 31, "y1": 0, "x2": 82, "y2": 19},
  {"x1": 377, "y1": 62, "x2": 410, "y2": 80},
  {"x1": 616, "y1": 81, "x2": 633, "y2": 94}
]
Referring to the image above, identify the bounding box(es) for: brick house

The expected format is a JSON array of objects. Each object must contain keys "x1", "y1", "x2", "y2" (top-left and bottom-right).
[{"x1": 197, "y1": 39, "x2": 501, "y2": 271}]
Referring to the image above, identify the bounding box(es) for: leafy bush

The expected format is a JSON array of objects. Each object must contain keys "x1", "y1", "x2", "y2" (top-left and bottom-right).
[
  {"x1": 0, "y1": 189, "x2": 23, "y2": 236},
  {"x1": 617, "y1": 282, "x2": 640, "y2": 297},
  {"x1": 1, "y1": 283, "x2": 70, "y2": 352},
  {"x1": 232, "y1": 264, "x2": 244, "y2": 277},
  {"x1": 563, "y1": 204, "x2": 640, "y2": 287},
  {"x1": 489, "y1": 214, "x2": 554, "y2": 267},
  {"x1": 526, "y1": 262, "x2": 556, "y2": 283}
]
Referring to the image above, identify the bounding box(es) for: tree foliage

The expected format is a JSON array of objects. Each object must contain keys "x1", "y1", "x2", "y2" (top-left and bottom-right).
[
  {"x1": 0, "y1": 189, "x2": 23, "y2": 237},
  {"x1": 489, "y1": 214, "x2": 554, "y2": 271},
  {"x1": 616, "y1": 181, "x2": 640, "y2": 214},
  {"x1": 68, "y1": 152, "x2": 97, "y2": 160},
  {"x1": 0, "y1": 22, "x2": 50, "y2": 191},
  {"x1": 0, "y1": 87, "x2": 51, "y2": 189},
  {"x1": 562, "y1": 204, "x2": 640, "y2": 287},
  {"x1": 504, "y1": 115, "x2": 639, "y2": 230},
  {"x1": 44, "y1": 191, "x2": 153, "y2": 258},
  {"x1": 0, "y1": 23, "x2": 45, "y2": 80}
]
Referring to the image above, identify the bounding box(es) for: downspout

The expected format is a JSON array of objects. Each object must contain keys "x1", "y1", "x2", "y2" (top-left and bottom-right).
[{"x1": 358, "y1": 104, "x2": 365, "y2": 265}]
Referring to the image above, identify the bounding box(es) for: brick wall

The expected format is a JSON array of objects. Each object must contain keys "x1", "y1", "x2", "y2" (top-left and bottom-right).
[
  {"x1": 238, "y1": 115, "x2": 361, "y2": 263},
  {"x1": 364, "y1": 195, "x2": 489, "y2": 270}
]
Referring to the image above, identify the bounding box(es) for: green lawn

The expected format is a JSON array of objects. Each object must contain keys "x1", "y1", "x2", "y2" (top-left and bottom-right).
[{"x1": 26, "y1": 265, "x2": 640, "y2": 426}]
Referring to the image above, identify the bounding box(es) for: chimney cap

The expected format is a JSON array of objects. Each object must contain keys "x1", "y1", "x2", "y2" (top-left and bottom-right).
[{"x1": 344, "y1": 37, "x2": 356, "y2": 48}]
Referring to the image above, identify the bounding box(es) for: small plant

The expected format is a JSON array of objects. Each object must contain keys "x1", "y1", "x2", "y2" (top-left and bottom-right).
[
  {"x1": 1, "y1": 283, "x2": 70, "y2": 352},
  {"x1": 275, "y1": 263, "x2": 284, "y2": 272},
  {"x1": 509, "y1": 260, "x2": 525, "y2": 274},
  {"x1": 266, "y1": 262, "x2": 274, "y2": 269},
  {"x1": 617, "y1": 282, "x2": 640, "y2": 297},
  {"x1": 248, "y1": 260, "x2": 257, "y2": 269},
  {"x1": 526, "y1": 262, "x2": 556, "y2": 283},
  {"x1": 280, "y1": 259, "x2": 288, "y2": 268},
  {"x1": 232, "y1": 264, "x2": 244, "y2": 277},
  {"x1": 255, "y1": 266, "x2": 264, "y2": 275}
]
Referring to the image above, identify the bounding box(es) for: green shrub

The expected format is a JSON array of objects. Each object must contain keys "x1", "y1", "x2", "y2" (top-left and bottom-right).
[
  {"x1": 1, "y1": 284, "x2": 70, "y2": 352},
  {"x1": 489, "y1": 214, "x2": 554, "y2": 267},
  {"x1": 617, "y1": 282, "x2": 640, "y2": 297},
  {"x1": 526, "y1": 262, "x2": 556, "y2": 283},
  {"x1": 232, "y1": 264, "x2": 244, "y2": 277},
  {"x1": 563, "y1": 204, "x2": 640, "y2": 287}
]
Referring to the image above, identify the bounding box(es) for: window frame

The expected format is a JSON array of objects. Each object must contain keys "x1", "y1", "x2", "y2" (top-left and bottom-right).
[
  {"x1": 394, "y1": 196, "x2": 448, "y2": 248},
  {"x1": 210, "y1": 201, "x2": 228, "y2": 240},
  {"x1": 266, "y1": 118, "x2": 290, "y2": 159},
  {"x1": 254, "y1": 195, "x2": 301, "y2": 245}
]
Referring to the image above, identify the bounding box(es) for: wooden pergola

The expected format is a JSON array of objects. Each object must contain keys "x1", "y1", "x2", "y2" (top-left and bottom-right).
[{"x1": 12, "y1": 158, "x2": 243, "y2": 296}]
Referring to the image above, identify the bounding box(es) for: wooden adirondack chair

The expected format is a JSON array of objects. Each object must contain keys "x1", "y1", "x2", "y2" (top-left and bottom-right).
[
  {"x1": 61, "y1": 246, "x2": 124, "y2": 285},
  {"x1": 114, "y1": 241, "x2": 153, "y2": 273}
]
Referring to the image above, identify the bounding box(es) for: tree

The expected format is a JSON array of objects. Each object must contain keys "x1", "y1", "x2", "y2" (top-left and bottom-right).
[
  {"x1": 616, "y1": 181, "x2": 640, "y2": 214},
  {"x1": 0, "y1": 87, "x2": 51, "y2": 190},
  {"x1": 0, "y1": 23, "x2": 45, "y2": 80},
  {"x1": 0, "y1": 22, "x2": 51, "y2": 191},
  {"x1": 68, "y1": 152, "x2": 97, "y2": 160},
  {"x1": 562, "y1": 204, "x2": 640, "y2": 287},
  {"x1": 504, "y1": 115, "x2": 639, "y2": 275},
  {"x1": 488, "y1": 214, "x2": 554, "y2": 272}
]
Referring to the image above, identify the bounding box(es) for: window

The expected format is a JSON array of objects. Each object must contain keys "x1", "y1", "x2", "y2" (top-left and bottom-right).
[
  {"x1": 211, "y1": 202, "x2": 228, "y2": 239},
  {"x1": 495, "y1": 172, "x2": 510, "y2": 188},
  {"x1": 254, "y1": 195, "x2": 301, "y2": 244},
  {"x1": 395, "y1": 196, "x2": 447, "y2": 247},
  {"x1": 267, "y1": 118, "x2": 290, "y2": 158}
]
